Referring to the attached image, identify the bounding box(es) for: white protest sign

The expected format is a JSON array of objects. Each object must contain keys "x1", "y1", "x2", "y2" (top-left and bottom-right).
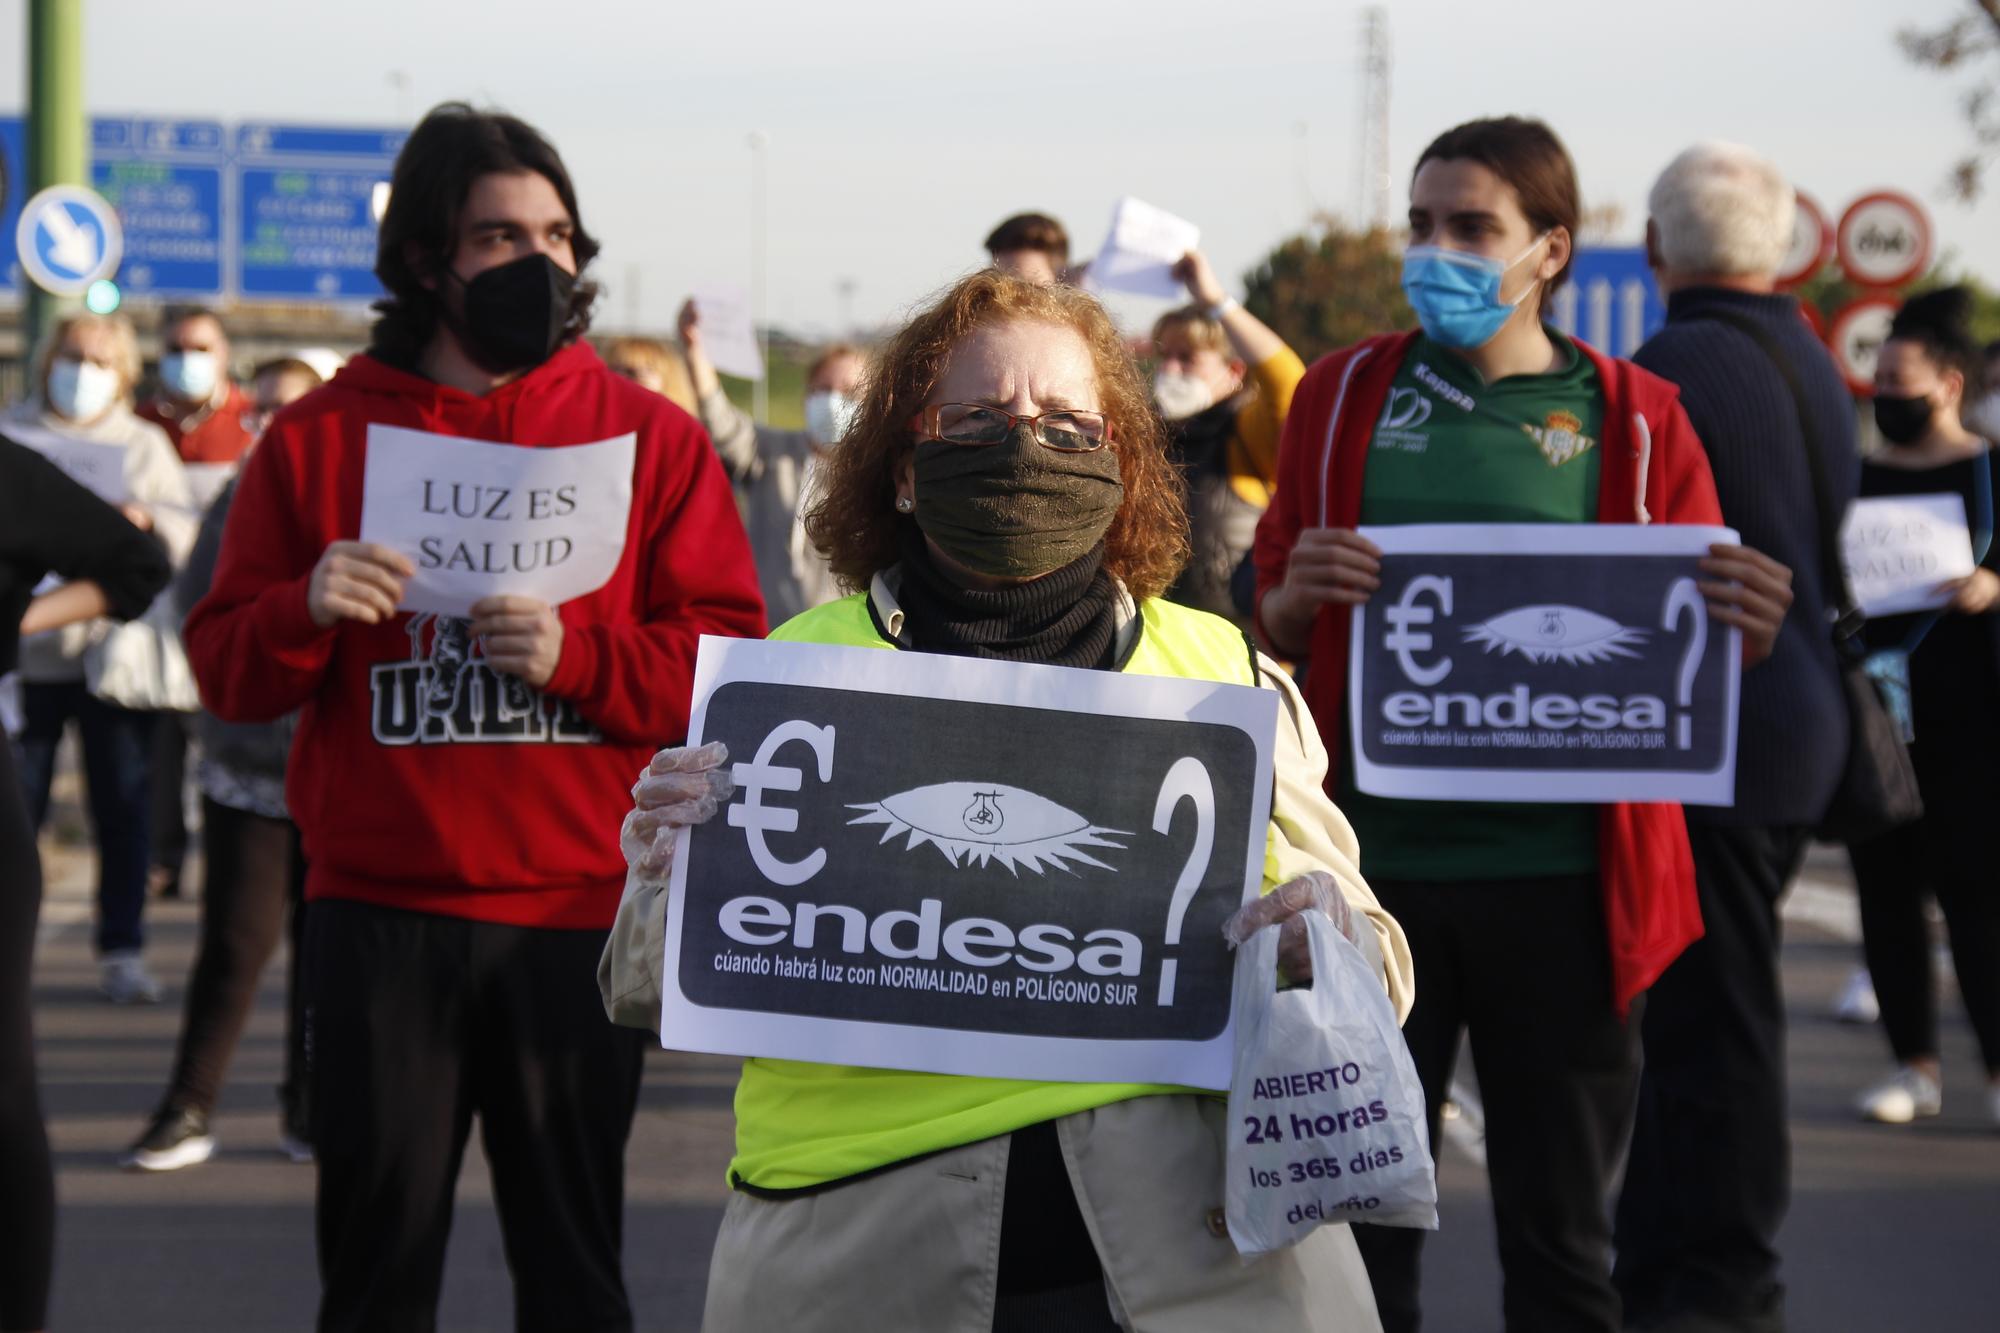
[
  {"x1": 1348, "y1": 524, "x2": 1743, "y2": 806},
  {"x1": 690, "y1": 286, "x2": 765, "y2": 382},
  {"x1": 660, "y1": 634, "x2": 1280, "y2": 1090},
  {"x1": 358, "y1": 424, "x2": 636, "y2": 617},
  {"x1": 1842, "y1": 493, "x2": 1975, "y2": 618},
  {"x1": 9, "y1": 422, "x2": 129, "y2": 504},
  {"x1": 1083, "y1": 197, "x2": 1201, "y2": 301}
]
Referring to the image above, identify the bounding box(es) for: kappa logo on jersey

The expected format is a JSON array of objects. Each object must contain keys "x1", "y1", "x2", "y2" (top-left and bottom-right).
[
  {"x1": 847, "y1": 781, "x2": 1129, "y2": 875},
  {"x1": 1522, "y1": 410, "x2": 1596, "y2": 467},
  {"x1": 369, "y1": 614, "x2": 600, "y2": 746},
  {"x1": 1378, "y1": 388, "x2": 1433, "y2": 432},
  {"x1": 1464, "y1": 603, "x2": 1647, "y2": 665},
  {"x1": 1411, "y1": 362, "x2": 1476, "y2": 413}
]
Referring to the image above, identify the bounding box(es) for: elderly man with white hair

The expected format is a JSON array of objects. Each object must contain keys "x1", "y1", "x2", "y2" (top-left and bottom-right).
[{"x1": 1613, "y1": 141, "x2": 1856, "y2": 1333}]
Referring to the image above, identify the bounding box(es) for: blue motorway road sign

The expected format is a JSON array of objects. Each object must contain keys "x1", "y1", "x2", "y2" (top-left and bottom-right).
[
  {"x1": 16, "y1": 184, "x2": 123, "y2": 295},
  {"x1": 0, "y1": 117, "x2": 23, "y2": 291},
  {"x1": 236, "y1": 123, "x2": 403, "y2": 301},
  {"x1": 1549, "y1": 246, "x2": 1666, "y2": 360},
  {"x1": 90, "y1": 116, "x2": 227, "y2": 297}
]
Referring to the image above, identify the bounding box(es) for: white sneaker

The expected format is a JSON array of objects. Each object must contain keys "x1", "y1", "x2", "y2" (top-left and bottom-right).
[
  {"x1": 1856, "y1": 1066, "x2": 1942, "y2": 1124},
  {"x1": 1832, "y1": 968, "x2": 1879, "y2": 1024},
  {"x1": 100, "y1": 952, "x2": 162, "y2": 1005}
]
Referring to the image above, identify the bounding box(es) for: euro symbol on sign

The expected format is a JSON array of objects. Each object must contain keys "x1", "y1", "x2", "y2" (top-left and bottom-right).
[
  {"x1": 1384, "y1": 575, "x2": 1454, "y2": 686},
  {"x1": 727, "y1": 720, "x2": 836, "y2": 887}
]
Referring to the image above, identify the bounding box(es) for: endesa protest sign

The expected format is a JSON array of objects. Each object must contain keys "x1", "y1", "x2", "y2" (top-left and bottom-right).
[
  {"x1": 1348, "y1": 524, "x2": 1742, "y2": 806},
  {"x1": 358, "y1": 424, "x2": 636, "y2": 616},
  {"x1": 658, "y1": 635, "x2": 1279, "y2": 1090}
]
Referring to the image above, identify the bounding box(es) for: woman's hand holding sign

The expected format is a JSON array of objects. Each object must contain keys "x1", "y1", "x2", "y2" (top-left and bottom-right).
[
  {"x1": 1697, "y1": 543, "x2": 1793, "y2": 667},
  {"x1": 1940, "y1": 566, "x2": 2000, "y2": 615},
  {"x1": 470, "y1": 595, "x2": 565, "y2": 687},
  {"x1": 307, "y1": 541, "x2": 414, "y2": 628},
  {"x1": 1263, "y1": 528, "x2": 1384, "y2": 656},
  {"x1": 621, "y1": 742, "x2": 735, "y2": 886},
  {"x1": 1223, "y1": 871, "x2": 1361, "y2": 987}
]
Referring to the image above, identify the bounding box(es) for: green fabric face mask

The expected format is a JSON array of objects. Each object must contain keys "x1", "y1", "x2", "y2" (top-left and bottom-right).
[{"x1": 912, "y1": 427, "x2": 1126, "y2": 579}]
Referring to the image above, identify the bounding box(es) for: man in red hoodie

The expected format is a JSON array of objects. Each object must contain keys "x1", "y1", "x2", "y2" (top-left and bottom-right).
[
  {"x1": 184, "y1": 104, "x2": 766, "y2": 1333},
  {"x1": 1253, "y1": 118, "x2": 1793, "y2": 1333}
]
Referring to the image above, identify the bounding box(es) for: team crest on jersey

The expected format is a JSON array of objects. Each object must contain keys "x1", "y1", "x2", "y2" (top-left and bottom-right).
[
  {"x1": 1522, "y1": 410, "x2": 1595, "y2": 467},
  {"x1": 368, "y1": 614, "x2": 600, "y2": 746}
]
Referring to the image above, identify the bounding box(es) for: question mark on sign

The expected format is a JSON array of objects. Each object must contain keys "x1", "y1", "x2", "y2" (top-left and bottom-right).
[
  {"x1": 1151, "y1": 757, "x2": 1216, "y2": 1007},
  {"x1": 1661, "y1": 576, "x2": 1706, "y2": 751}
]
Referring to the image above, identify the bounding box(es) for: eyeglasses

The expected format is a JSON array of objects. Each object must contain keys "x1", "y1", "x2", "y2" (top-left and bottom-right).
[{"x1": 911, "y1": 403, "x2": 1113, "y2": 452}]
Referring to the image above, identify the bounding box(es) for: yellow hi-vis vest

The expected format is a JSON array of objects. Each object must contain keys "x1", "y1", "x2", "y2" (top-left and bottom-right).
[{"x1": 729, "y1": 591, "x2": 1272, "y2": 1191}]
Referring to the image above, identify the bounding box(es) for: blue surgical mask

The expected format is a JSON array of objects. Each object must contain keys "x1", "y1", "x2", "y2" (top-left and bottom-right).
[
  {"x1": 159, "y1": 349, "x2": 220, "y2": 403},
  {"x1": 1401, "y1": 234, "x2": 1551, "y2": 349},
  {"x1": 48, "y1": 357, "x2": 120, "y2": 423}
]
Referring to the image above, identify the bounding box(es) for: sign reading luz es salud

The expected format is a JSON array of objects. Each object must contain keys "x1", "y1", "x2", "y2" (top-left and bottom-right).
[
  {"x1": 1348, "y1": 524, "x2": 1743, "y2": 806},
  {"x1": 659, "y1": 636, "x2": 1281, "y2": 1090},
  {"x1": 357, "y1": 424, "x2": 637, "y2": 617},
  {"x1": 1841, "y1": 493, "x2": 1976, "y2": 619}
]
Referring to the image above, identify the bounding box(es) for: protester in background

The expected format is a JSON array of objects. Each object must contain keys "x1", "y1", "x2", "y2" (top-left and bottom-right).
[
  {"x1": 985, "y1": 212, "x2": 1070, "y2": 285},
  {"x1": 1846, "y1": 288, "x2": 2000, "y2": 1132},
  {"x1": 138, "y1": 305, "x2": 252, "y2": 900},
  {"x1": 183, "y1": 104, "x2": 765, "y2": 1333},
  {"x1": 7, "y1": 313, "x2": 198, "y2": 1006},
  {"x1": 1, "y1": 432, "x2": 170, "y2": 1333},
  {"x1": 1253, "y1": 116, "x2": 1794, "y2": 1333},
  {"x1": 680, "y1": 296, "x2": 860, "y2": 625},
  {"x1": 603, "y1": 268, "x2": 1411, "y2": 1332},
  {"x1": 604, "y1": 335, "x2": 697, "y2": 412},
  {"x1": 1967, "y1": 339, "x2": 2000, "y2": 440},
  {"x1": 1610, "y1": 140, "x2": 1857, "y2": 1333},
  {"x1": 1153, "y1": 248, "x2": 1305, "y2": 624},
  {"x1": 123, "y1": 354, "x2": 335, "y2": 1174}
]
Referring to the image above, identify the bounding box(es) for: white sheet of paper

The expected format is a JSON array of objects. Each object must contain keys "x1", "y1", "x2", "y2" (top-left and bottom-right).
[
  {"x1": 691, "y1": 286, "x2": 765, "y2": 382},
  {"x1": 10, "y1": 423, "x2": 129, "y2": 504},
  {"x1": 1842, "y1": 493, "x2": 1976, "y2": 618},
  {"x1": 658, "y1": 634, "x2": 1279, "y2": 1090},
  {"x1": 1083, "y1": 197, "x2": 1201, "y2": 301},
  {"x1": 358, "y1": 424, "x2": 637, "y2": 617},
  {"x1": 182, "y1": 462, "x2": 236, "y2": 512}
]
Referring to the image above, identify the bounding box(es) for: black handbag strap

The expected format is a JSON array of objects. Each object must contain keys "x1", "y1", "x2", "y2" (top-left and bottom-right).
[{"x1": 1695, "y1": 304, "x2": 1863, "y2": 637}]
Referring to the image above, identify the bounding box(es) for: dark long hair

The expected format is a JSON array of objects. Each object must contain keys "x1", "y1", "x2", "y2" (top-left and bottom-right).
[
  {"x1": 1414, "y1": 116, "x2": 1581, "y2": 302},
  {"x1": 1889, "y1": 287, "x2": 1983, "y2": 397},
  {"x1": 369, "y1": 103, "x2": 601, "y2": 365}
]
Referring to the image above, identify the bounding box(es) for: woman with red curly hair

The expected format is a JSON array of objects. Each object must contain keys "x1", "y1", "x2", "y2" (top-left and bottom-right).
[{"x1": 603, "y1": 269, "x2": 1413, "y2": 1331}]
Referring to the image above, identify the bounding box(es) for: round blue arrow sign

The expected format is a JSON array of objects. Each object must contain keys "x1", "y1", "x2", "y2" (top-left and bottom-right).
[{"x1": 15, "y1": 184, "x2": 124, "y2": 296}]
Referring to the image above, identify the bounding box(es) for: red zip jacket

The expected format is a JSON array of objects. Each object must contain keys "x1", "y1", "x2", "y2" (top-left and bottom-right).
[
  {"x1": 1251, "y1": 330, "x2": 1720, "y2": 1015},
  {"x1": 184, "y1": 342, "x2": 768, "y2": 929}
]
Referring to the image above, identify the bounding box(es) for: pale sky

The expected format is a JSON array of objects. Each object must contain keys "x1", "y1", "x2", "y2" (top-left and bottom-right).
[{"x1": 3, "y1": 0, "x2": 1992, "y2": 338}]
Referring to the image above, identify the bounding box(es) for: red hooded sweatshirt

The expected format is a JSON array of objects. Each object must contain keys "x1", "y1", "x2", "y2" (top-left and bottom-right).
[
  {"x1": 1252, "y1": 330, "x2": 1720, "y2": 1016},
  {"x1": 184, "y1": 341, "x2": 768, "y2": 930}
]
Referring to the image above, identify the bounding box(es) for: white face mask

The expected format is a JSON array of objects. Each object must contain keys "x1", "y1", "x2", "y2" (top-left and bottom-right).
[
  {"x1": 1968, "y1": 388, "x2": 2000, "y2": 441},
  {"x1": 48, "y1": 357, "x2": 120, "y2": 423},
  {"x1": 1153, "y1": 370, "x2": 1216, "y2": 422},
  {"x1": 804, "y1": 390, "x2": 858, "y2": 447},
  {"x1": 159, "y1": 349, "x2": 221, "y2": 403}
]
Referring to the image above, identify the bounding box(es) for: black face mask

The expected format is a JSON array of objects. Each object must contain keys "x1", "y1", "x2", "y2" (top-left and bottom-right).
[
  {"x1": 1873, "y1": 392, "x2": 1937, "y2": 447},
  {"x1": 446, "y1": 253, "x2": 576, "y2": 374}
]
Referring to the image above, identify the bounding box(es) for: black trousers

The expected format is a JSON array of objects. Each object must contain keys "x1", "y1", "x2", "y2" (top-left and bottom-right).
[
  {"x1": 0, "y1": 742, "x2": 55, "y2": 1333},
  {"x1": 1849, "y1": 811, "x2": 2000, "y2": 1074},
  {"x1": 1353, "y1": 874, "x2": 1641, "y2": 1333},
  {"x1": 159, "y1": 799, "x2": 307, "y2": 1119},
  {"x1": 306, "y1": 899, "x2": 647, "y2": 1333},
  {"x1": 148, "y1": 711, "x2": 195, "y2": 885},
  {"x1": 1615, "y1": 822, "x2": 1808, "y2": 1331}
]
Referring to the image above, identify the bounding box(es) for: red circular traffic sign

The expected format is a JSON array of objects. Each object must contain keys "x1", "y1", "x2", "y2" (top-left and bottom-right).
[
  {"x1": 1835, "y1": 191, "x2": 1931, "y2": 289},
  {"x1": 1797, "y1": 300, "x2": 1826, "y2": 341},
  {"x1": 1827, "y1": 296, "x2": 1901, "y2": 395},
  {"x1": 1776, "y1": 191, "x2": 1832, "y2": 289}
]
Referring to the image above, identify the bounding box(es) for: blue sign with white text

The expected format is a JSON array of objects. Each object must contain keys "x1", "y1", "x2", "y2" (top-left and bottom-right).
[
  {"x1": 235, "y1": 123, "x2": 400, "y2": 301},
  {"x1": 1549, "y1": 246, "x2": 1666, "y2": 360},
  {"x1": 0, "y1": 118, "x2": 24, "y2": 291}
]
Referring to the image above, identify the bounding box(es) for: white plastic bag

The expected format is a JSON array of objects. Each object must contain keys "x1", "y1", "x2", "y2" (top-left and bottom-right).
[
  {"x1": 84, "y1": 594, "x2": 200, "y2": 713},
  {"x1": 1224, "y1": 910, "x2": 1437, "y2": 1255}
]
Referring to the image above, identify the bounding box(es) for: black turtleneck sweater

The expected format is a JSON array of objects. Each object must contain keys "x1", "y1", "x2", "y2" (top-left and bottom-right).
[{"x1": 1634, "y1": 287, "x2": 1859, "y2": 827}]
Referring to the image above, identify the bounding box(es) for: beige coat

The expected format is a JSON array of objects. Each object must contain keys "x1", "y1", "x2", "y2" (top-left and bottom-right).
[
  {"x1": 600, "y1": 578, "x2": 1413, "y2": 1332},
  {"x1": 7, "y1": 402, "x2": 196, "y2": 683}
]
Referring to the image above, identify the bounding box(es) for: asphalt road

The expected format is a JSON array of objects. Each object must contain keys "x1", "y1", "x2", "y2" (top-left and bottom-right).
[{"x1": 27, "y1": 833, "x2": 2000, "y2": 1331}]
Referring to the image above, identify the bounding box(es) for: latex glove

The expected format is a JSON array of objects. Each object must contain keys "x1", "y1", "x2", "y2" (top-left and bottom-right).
[
  {"x1": 1221, "y1": 871, "x2": 1360, "y2": 986},
  {"x1": 620, "y1": 741, "x2": 734, "y2": 885}
]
